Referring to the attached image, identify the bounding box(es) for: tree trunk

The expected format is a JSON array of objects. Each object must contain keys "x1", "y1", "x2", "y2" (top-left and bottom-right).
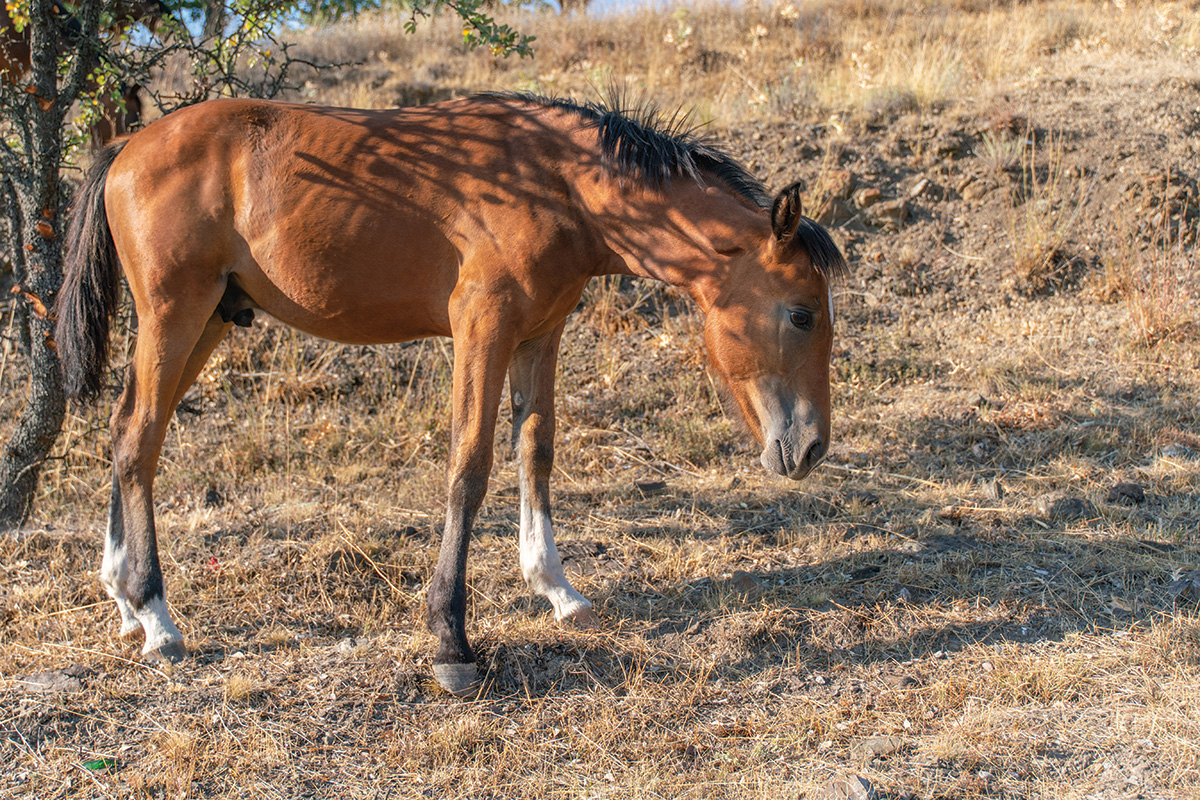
[
  {"x1": 0, "y1": 0, "x2": 98, "y2": 530},
  {"x1": 0, "y1": 294, "x2": 64, "y2": 526}
]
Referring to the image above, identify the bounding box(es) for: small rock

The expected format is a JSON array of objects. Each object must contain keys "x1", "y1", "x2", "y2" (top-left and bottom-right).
[
  {"x1": 982, "y1": 478, "x2": 1004, "y2": 501},
  {"x1": 634, "y1": 479, "x2": 666, "y2": 496},
  {"x1": 896, "y1": 586, "x2": 912, "y2": 603},
  {"x1": 1034, "y1": 492, "x2": 1093, "y2": 521},
  {"x1": 981, "y1": 660, "x2": 994, "y2": 673},
  {"x1": 960, "y1": 178, "x2": 995, "y2": 201},
  {"x1": 819, "y1": 775, "x2": 878, "y2": 800},
  {"x1": 1168, "y1": 570, "x2": 1200, "y2": 605},
  {"x1": 853, "y1": 187, "x2": 882, "y2": 209},
  {"x1": 1161, "y1": 443, "x2": 1197, "y2": 460},
  {"x1": 815, "y1": 197, "x2": 854, "y2": 226},
  {"x1": 19, "y1": 664, "x2": 89, "y2": 694},
  {"x1": 726, "y1": 570, "x2": 760, "y2": 595},
  {"x1": 850, "y1": 735, "x2": 905, "y2": 762},
  {"x1": 335, "y1": 637, "x2": 363, "y2": 656},
  {"x1": 828, "y1": 170, "x2": 856, "y2": 200},
  {"x1": 908, "y1": 177, "x2": 931, "y2": 198},
  {"x1": 1106, "y1": 482, "x2": 1145, "y2": 505},
  {"x1": 866, "y1": 199, "x2": 909, "y2": 230}
]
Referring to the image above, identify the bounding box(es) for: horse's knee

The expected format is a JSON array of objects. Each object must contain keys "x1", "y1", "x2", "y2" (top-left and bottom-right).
[{"x1": 447, "y1": 460, "x2": 491, "y2": 514}]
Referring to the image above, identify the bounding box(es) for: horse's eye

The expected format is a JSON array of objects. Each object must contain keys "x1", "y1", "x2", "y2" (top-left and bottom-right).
[{"x1": 789, "y1": 309, "x2": 815, "y2": 330}]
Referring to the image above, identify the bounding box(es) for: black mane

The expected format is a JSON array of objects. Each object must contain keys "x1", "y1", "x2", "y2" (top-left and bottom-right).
[
  {"x1": 481, "y1": 91, "x2": 773, "y2": 210},
  {"x1": 478, "y1": 92, "x2": 848, "y2": 281}
]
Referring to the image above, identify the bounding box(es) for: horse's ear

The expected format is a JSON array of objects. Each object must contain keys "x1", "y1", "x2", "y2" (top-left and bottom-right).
[{"x1": 771, "y1": 182, "x2": 805, "y2": 245}]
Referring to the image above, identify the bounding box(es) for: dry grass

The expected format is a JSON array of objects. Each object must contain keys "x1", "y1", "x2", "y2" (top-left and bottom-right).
[
  {"x1": 285, "y1": 0, "x2": 1200, "y2": 124},
  {"x1": 3, "y1": 0, "x2": 1200, "y2": 797},
  {"x1": 1001, "y1": 131, "x2": 1091, "y2": 294}
]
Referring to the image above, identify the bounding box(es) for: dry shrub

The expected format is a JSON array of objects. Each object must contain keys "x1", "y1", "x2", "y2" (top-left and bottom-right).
[
  {"x1": 1004, "y1": 131, "x2": 1090, "y2": 294},
  {"x1": 1099, "y1": 167, "x2": 1200, "y2": 345}
]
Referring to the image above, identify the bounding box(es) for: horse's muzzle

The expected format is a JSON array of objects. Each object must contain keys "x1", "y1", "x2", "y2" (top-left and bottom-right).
[{"x1": 760, "y1": 429, "x2": 826, "y2": 480}]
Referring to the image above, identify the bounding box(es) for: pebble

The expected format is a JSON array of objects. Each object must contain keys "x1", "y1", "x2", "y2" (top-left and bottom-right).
[
  {"x1": 850, "y1": 735, "x2": 905, "y2": 762},
  {"x1": 1169, "y1": 570, "x2": 1200, "y2": 605},
  {"x1": 982, "y1": 477, "x2": 1005, "y2": 501},
  {"x1": 726, "y1": 570, "x2": 761, "y2": 595},
  {"x1": 1105, "y1": 482, "x2": 1145, "y2": 505},
  {"x1": 18, "y1": 665, "x2": 89, "y2": 694},
  {"x1": 853, "y1": 187, "x2": 882, "y2": 209},
  {"x1": 866, "y1": 199, "x2": 909, "y2": 230},
  {"x1": 819, "y1": 775, "x2": 878, "y2": 800},
  {"x1": 1034, "y1": 492, "x2": 1093, "y2": 521}
]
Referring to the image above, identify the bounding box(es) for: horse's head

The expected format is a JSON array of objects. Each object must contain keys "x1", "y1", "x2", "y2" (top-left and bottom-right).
[{"x1": 704, "y1": 182, "x2": 846, "y2": 480}]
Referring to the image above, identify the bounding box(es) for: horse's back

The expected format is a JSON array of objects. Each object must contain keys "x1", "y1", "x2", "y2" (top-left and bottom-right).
[{"x1": 104, "y1": 97, "x2": 598, "y2": 344}]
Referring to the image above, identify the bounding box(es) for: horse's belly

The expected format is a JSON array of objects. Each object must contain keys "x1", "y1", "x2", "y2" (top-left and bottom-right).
[{"x1": 239, "y1": 231, "x2": 459, "y2": 345}]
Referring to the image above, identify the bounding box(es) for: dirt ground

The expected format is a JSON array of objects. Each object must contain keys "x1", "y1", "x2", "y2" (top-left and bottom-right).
[{"x1": 2, "y1": 20, "x2": 1199, "y2": 800}]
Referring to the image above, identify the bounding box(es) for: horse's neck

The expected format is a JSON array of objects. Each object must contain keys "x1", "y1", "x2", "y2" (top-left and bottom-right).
[{"x1": 585, "y1": 179, "x2": 766, "y2": 311}]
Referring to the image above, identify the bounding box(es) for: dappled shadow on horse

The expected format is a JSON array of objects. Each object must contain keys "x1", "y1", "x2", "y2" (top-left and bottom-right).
[{"x1": 55, "y1": 92, "x2": 847, "y2": 696}]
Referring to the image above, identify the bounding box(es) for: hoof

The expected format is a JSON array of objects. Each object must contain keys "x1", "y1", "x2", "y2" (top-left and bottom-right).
[
  {"x1": 432, "y1": 663, "x2": 482, "y2": 698},
  {"x1": 563, "y1": 606, "x2": 601, "y2": 630},
  {"x1": 146, "y1": 640, "x2": 188, "y2": 669}
]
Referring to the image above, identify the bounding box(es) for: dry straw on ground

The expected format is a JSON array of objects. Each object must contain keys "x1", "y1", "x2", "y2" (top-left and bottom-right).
[{"x1": 2, "y1": 1, "x2": 1200, "y2": 797}]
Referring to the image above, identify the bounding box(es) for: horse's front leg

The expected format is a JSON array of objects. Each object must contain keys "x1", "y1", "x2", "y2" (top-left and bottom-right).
[
  {"x1": 508, "y1": 325, "x2": 598, "y2": 628},
  {"x1": 426, "y1": 309, "x2": 515, "y2": 697}
]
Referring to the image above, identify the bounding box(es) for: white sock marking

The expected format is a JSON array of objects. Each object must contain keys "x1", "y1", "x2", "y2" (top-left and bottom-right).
[
  {"x1": 519, "y1": 493, "x2": 591, "y2": 620},
  {"x1": 101, "y1": 522, "x2": 142, "y2": 637},
  {"x1": 136, "y1": 595, "x2": 183, "y2": 655}
]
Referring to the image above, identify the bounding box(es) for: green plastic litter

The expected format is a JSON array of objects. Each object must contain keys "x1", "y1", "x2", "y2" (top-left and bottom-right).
[{"x1": 82, "y1": 758, "x2": 117, "y2": 771}]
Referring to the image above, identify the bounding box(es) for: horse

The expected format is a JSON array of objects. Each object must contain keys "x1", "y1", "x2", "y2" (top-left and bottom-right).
[{"x1": 55, "y1": 93, "x2": 848, "y2": 696}]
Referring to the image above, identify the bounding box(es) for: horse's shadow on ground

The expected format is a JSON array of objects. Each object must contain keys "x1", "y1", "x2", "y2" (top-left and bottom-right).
[{"x1": 471, "y1": 471, "x2": 1194, "y2": 700}]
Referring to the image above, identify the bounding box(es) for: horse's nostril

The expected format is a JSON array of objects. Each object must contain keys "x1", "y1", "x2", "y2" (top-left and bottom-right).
[{"x1": 803, "y1": 439, "x2": 825, "y2": 468}]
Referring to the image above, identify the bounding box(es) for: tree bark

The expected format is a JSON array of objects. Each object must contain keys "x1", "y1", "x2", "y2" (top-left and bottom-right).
[{"x1": 0, "y1": 0, "x2": 99, "y2": 530}]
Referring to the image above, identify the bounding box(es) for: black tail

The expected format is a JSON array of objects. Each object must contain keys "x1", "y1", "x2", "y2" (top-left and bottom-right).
[{"x1": 56, "y1": 141, "x2": 127, "y2": 402}]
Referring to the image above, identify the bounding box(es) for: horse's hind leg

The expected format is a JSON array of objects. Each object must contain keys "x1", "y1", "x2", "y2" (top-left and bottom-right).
[
  {"x1": 508, "y1": 324, "x2": 597, "y2": 628},
  {"x1": 102, "y1": 311, "x2": 231, "y2": 662}
]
